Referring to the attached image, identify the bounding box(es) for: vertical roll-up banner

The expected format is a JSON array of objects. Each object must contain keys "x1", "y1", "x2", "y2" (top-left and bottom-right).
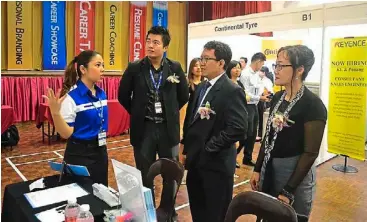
[
  {"x1": 42, "y1": 1, "x2": 67, "y2": 70},
  {"x1": 103, "y1": 2, "x2": 122, "y2": 71},
  {"x1": 75, "y1": 1, "x2": 95, "y2": 55},
  {"x1": 152, "y1": 1, "x2": 168, "y2": 28},
  {"x1": 129, "y1": 2, "x2": 147, "y2": 62},
  {"x1": 327, "y1": 37, "x2": 367, "y2": 161},
  {"x1": 153, "y1": 1, "x2": 167, "y2": 58},
  {"x1": 7, "y1": 1, "x2": 33, "y2": 70}
]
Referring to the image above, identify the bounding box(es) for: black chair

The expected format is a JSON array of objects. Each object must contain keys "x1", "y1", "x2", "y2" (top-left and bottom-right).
[
  {"x1": 146, "y1": 158, "x2": 184, "y2": 222},
  {"x1": 224, "y1": 191, "x2": 305, "y2": 222}
]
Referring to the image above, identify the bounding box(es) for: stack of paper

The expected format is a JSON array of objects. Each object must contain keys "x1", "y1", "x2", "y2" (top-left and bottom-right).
[{"x1": 24, "y1": 183, "x2": 88, "y2": 208}]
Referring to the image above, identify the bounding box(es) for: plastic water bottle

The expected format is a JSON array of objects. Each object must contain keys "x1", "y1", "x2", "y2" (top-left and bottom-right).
[
  {"x1": 65, "y1": 198, "x2": 80, "y2": 222},
  {"x1": 76, "y1": 204, "x2": 94, "y2": 222}
]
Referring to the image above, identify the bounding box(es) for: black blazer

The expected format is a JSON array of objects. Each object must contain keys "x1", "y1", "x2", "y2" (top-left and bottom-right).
[
  {"x1": 182, "y1": 74, "x2": 248, "y2": 176},
  {"x1": 118, "y1": 57, "x2": 189, "y2": 148}
]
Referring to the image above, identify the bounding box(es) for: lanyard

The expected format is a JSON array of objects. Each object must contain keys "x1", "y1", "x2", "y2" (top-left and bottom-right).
[
  {"x1": 149, "y1": 70, "x2": 163, "y2": 93},
  {"x1": 89, "y1": 97, "x2": 104, "y2": 131}
]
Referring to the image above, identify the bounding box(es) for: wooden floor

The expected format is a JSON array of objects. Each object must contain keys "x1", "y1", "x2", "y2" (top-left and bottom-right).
[{"x1": 1, "y1": 121, "x2": 367, "y2": 222}]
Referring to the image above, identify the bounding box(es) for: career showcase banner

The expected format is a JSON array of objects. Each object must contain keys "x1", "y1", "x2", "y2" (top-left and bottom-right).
[
  {"x1": 152, "y1": 1, "x2": 168, "y2": 28},
  {"x1": 103, "y1": 2, "x2": 123, "y2": 71},
  {"x1": 129, "y1": 2, "x2": 147, "y2": 62},
  {"x1": 42, "y1": 1, "x2": 67, "y2": 70},
  {"x1": 75, "y1": 1, "x2": 95, "y2": 55},
  {"x1": 327, "y1": 37, "x2": 367, "y2": 161},
  {"x1": 7, "y1": 1, "x2": 33, "y2": 70}
]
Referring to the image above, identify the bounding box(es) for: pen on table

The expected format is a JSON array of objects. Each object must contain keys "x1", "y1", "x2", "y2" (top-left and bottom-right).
[{"x1": 55, "y1": 204, "x2": 67, "y2": 212}]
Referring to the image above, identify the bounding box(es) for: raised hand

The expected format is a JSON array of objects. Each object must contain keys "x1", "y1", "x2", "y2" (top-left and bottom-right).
[{"x1": 42, "y1": 88, "x2": 67, "y2": 115}]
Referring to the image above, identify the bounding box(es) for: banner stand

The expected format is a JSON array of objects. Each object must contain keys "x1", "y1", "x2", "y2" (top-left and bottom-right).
[{"x1": 332, "y1": 155, "x2": 358, "y2": 173}]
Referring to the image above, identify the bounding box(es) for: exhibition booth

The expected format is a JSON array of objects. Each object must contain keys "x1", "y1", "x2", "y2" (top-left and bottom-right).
[{"x1": 187, "y1": 1, "x2": 367, "y2": 165}]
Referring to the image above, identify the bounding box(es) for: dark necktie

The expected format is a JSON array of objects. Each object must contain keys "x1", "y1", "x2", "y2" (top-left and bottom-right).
[{"x1": 193, "y1": 81, "x2": 211, "y2": 118}]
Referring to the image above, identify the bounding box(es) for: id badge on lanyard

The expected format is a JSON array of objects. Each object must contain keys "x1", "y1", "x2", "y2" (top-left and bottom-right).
[
  {"x1": 91, "y1": 98, "x2": 106, "y2": 146},
  {"x1": 150, "y1": 70, "x2": 163, "y2": 114}
]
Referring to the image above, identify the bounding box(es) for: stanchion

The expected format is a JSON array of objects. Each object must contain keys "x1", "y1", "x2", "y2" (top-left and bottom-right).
[{"x1": 332, "y1": 155, "x2": 358, "y2": 173}]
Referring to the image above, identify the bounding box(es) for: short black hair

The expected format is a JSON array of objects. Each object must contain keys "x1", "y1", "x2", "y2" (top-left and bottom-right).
[
  {"x1": 240, "y1": 57, "x2": 248, "y2": 63},
  {"x1": 146, "y1": 26, "x2": 171, "y2": 47},
  {"x1": 203, "y1": 41, "x2": 232, "y2": 70},
  {"x1": 277, "y1": 45, "x2": 315, "y2": 81},
  {"x1": 226, "y1": 60, "x2": 241, "y2": 79},
  {"x1": 251, "y1": 52, "x2": 266, "y2": 63}
]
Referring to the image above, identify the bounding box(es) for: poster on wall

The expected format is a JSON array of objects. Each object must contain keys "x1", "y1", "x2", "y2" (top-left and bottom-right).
[
  {"x1": 129, "y1": 1, "x2": 147, "y2": 62},
  {"x1": 75, "y1": 1, "x2": 95, "y2": 55},
  {"x1": 42, "y1": 1, "x2": 67, "y2": 70},
  {"x1": 261, "y1": 39, "x2": 303, "y2": 60},
  {"x1": 7, "y1": 1, "x2": 33, "y2": 70},
  {"x1": 327, "y1": 37, "x2": 367, "y2": 161},
  {"x1": 103, "y1": 2, "x2": 123, "y2": 71}
]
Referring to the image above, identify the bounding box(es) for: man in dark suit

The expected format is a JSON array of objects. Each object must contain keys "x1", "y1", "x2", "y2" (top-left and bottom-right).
[
  {"x1": 118, "y1": 26, "x2": 189, "y2": 220},
  {"x1": 181, "y1": 41, "x2": 248, "y2": 222}
]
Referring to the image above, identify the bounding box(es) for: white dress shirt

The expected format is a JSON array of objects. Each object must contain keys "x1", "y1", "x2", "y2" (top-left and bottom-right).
[
  {"x1": 259, "y1": 76, "x2": 274, "y2": 95},
  {"x1": 198, "y1": 72, "x2": 225, "y2": 108},
  {"x1": 239, "y1": 66, "x2": 262, "y2": 105}
]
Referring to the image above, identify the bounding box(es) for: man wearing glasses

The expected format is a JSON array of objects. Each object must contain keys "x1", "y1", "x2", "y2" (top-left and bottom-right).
[
  {"x1": 238, "y1": 52, "x2": 268, "y2": 167},
  {"x1": 118, "y1": 26, "x2": 189, "y2": 221},
  {"x1": 182, "y1": 41, "x2": 248, "y2": 222}
]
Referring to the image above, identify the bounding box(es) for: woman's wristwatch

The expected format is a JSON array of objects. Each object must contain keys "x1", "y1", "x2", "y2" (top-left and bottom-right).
[{"x1": 280, "y1": 188, "x2": 295, "y2": 205}]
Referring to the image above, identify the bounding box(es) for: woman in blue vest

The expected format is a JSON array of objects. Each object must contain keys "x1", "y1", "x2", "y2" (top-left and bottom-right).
[{"x1": 43, "y1": 50, "x2": 109, "y2": 186}]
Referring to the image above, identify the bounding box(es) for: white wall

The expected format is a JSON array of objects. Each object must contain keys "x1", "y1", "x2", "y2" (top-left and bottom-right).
[{"x1": 271, "y1": 0, "x2": 342, "y2": 11}]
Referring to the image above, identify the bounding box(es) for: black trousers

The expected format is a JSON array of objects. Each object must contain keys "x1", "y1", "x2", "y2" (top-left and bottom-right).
[
  {"x1": 257, "y1": 101, "x2": 266, "y2": 138},
  {"x1": 63, "y1": 138, "x2": 108, "y2": 186},
  {"x1": 237, "y1": 104, "x2": 259, "y2": 163},
  {"x1": 133, "y1": 121, "x2": 179, "y2": 213},
  {"x1": 187, "y1": 168, "x2": 233, "y2": 222}
]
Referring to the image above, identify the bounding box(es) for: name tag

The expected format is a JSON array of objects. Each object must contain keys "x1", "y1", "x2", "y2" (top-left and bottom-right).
[
  {"x1": 155, "y1": 102, "x2": 162, "y2": 114},
  {"x1": 98, "y1": 131, "x2": 107, "y2": 146}
]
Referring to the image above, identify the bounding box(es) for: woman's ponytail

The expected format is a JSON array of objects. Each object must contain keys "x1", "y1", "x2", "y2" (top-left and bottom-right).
[{"x1": 61, "y1": 57, "x2": 78, "y2": 97}]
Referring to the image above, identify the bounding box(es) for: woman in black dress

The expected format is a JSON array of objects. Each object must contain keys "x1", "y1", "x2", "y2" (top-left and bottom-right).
[{"x1": 250, "y1": 45, "x2": 327, "y2": 219}]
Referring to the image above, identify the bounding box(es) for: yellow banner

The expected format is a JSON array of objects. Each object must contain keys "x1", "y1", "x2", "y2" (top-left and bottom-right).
[
  {"x1": 7, "y1": 1, "x2": 33, "y2": 70},
  {"x1": 328, "y1": 37, "x2": 367, "y2": 161},
  {"x1": 103, "y1": 2, "x2": 122, "y2": 71},
  {"x1": 261, "y1": 40, "x2": 303, "y2": 60}
]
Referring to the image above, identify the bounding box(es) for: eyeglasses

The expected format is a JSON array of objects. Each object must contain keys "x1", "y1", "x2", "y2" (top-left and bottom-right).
[
  {"x1": 199, "y1": 57, "x2": 218, "y2": 64},
  {"x1": 273, "y1": 64, "x2": 292, "y2": 71}
]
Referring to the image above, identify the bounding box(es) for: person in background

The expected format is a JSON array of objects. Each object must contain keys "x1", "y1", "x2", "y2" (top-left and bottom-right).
[
  {"x1": 250, "y1": 45, "x2": 327, "y2": 218},
  {"x1": 118, "y1": 26, "x2": 189, "y2": 221},
  {"x1": 226, "y1": 60, "x2": 249, "y2": 173},
  {"x1": 239, "y1": 57, "x2": 248, "y2": 72},
  {"x1": 182, "y1": 41, "x2": 248, "y2": 222},
  {"x1": 187, "y1": 57, "x2": 204, "y2": 95},
  {"x1": 181, "y1": 57, "x2": 203, "y2": 185},
  {"x1": 239, "y1": 52, "x2": 269, "y2": 166},
  {"x1": 43, "y1": 50, "x2": 109, "y2": 186},
  {"x1": 257, "y1": 66, "x2": 274, "y2": 140}
]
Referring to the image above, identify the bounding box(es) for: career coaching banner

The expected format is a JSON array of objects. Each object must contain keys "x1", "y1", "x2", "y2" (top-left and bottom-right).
[
  {"x1": 327, "y1": 37, "x2": 367, "y2": 161},
  {"x1": 75, "y1": 1, "x2": 95, "y2": 55},
  {"x1": 42, "y1": 1, "x2": 67, "y2": 70},
  {"x1": 129, "y1": 2, "x2": 147, "y2": 62},
  {"x1": 153, "y1": 1, "x2": 168, "y2": 28},
  {"x1": 7, "y1": 1, "x2": 33, "y2": 70},
  {"x1": 103, "y1": 2, "x2": 122, "y2": 71}
]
